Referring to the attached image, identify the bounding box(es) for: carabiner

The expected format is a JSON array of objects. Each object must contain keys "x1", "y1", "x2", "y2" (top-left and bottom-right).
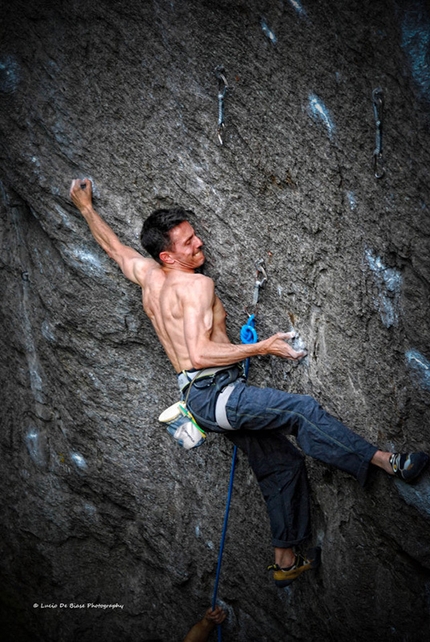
[
  {"x1": 252, "y1": 259, "x2": 267, "y2": 307},
  {"x1": 373, "y1": 151, "x2": 385, "y2": 180}
]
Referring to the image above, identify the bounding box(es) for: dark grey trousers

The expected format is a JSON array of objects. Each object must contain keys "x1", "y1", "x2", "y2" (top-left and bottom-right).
[{"x1": 184, "y1": 369, "x2": 377, "y2": 548}]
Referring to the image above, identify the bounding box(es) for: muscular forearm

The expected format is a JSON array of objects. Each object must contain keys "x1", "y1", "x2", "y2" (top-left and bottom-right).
[
  {"x1": 190, "y1": 334, "x2": 302, "y2": 370},
  {"x1": 70, "y1": 179, "x2": 123, "y2": 259},
  {"x1": 190, "y1": 340, "x2": 265, "y2": 369},
  {"x1": 183, "y1": 618, "x2": 214, "y2": 642}
]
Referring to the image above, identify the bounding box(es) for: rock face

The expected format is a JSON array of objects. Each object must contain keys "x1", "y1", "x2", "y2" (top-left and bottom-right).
[{"x1": 1, "y1": 0, "x2": 430, "y2": 640}]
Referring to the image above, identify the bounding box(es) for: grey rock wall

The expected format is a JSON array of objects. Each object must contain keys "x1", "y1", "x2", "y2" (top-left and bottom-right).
[{"x1": 1, "y1": 0, "x2": 430, "y2": 640}]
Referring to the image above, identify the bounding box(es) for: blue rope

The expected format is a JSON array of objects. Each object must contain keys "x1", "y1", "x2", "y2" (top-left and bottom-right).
[
  {"x1": 241, "y1": 313, "x2": 258, "y2": 379},
  {"x1": 212, "y1": 314, "x2": 258, "y2": 640},
  {"x1": 212, "y1": 445, "x2": 237, "y2": 641},
  {"x1": 240, "y1": 313, "x2": 257, "y2": 344}
]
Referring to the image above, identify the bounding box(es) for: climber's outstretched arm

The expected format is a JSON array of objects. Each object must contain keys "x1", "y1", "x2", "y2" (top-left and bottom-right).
[{"x1": 70, "y1": 178, "x2": 158, "y2": 286}]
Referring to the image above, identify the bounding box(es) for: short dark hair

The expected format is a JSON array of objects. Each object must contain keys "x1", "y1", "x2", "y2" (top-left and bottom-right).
[{"x1": 140, "y1": 207, "x2": 191, "y2": 263}]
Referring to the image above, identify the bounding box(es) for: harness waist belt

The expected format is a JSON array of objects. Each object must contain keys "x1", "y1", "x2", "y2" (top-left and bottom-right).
[{"x1": 177, "y1": 365, "x2": 240, "y2": 393}]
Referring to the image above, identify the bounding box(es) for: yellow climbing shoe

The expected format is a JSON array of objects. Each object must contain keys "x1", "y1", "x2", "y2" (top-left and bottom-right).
[{"x1": 268, "y1": 547, "x2": 321, "y2": 588}]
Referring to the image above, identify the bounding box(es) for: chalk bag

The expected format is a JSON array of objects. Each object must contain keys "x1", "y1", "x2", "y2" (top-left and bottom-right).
[{"x1": 159, "y1": 401, "x2": 206, "y2": 449}]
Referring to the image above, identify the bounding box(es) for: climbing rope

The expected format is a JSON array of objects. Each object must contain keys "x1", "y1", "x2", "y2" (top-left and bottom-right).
[
  {"x1": 212, "y1": 261, "x2": 266, "y2": 641},
  {"x1": 372, "y1": 87, "x2": 385, "y2": 179},
  {"x1": 240, "y1": 314, "x2": 257, "y2": 379},
  {"x1": 212, "y1": 445, "x2": 237, "y2": 642}
]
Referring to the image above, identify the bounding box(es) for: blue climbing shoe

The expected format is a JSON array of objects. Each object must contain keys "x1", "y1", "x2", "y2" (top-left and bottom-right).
[
  {"x1": 268, "y1": 547, "x2": 321, "y2": 588},
  {"x1": 389, "y1": 452, "x2": 429, "y2": 482}
]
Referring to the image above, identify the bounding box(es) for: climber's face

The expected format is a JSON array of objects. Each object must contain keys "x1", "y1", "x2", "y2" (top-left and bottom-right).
[{"x1": 160, "y1": 221, "x2": 205, "y2": 271}]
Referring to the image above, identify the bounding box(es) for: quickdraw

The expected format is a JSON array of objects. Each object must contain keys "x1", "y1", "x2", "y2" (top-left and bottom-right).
[
  {"x1": 215, "y1": 66, "x2": 228, "y2": 145},
  {"x1": 372, "y1": 87, "x2": 385, "y2": 179},
  {"x1": 241, "y1": 258, "x2": 267, "y2": 377},
  {"x1": 252, "y1": 258, "x2": 267, "y2": 310}
]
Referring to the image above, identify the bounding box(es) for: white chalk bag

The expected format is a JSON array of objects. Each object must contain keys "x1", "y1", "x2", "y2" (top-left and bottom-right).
[{"x1": 158, "y1": 401, "x2": 206, "y2": 449}]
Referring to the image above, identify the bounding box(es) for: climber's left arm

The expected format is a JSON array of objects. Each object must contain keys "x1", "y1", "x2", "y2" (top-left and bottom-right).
[{"x1": 70, "y1": 178, "x2": 158, "y2": 286}]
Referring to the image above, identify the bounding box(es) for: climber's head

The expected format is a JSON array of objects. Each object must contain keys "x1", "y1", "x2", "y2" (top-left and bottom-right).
[{"x1": 141, "y1": 208, "x2": 205, "y2": 270}]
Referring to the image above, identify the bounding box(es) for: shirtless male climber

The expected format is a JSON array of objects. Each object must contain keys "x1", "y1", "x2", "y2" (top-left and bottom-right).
[{"x1": 70, "y1": 178, "x2": 429, "y2": 588}]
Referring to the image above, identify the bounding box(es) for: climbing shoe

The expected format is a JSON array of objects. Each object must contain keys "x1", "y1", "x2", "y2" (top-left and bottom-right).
[
  {"x1": 267, "y1": 547, "x2": 321, "y2": 588},
  {"x1": 389, "y1": 452, "x2": 429, "y2": 482}
]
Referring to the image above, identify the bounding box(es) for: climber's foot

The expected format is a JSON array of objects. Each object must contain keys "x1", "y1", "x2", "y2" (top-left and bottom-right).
[
  {"x1": 268, "y1": 547, "x2": 321, "y2": 588},
  {"x1": 389, "y1": 452, "x2": 429, "y2": 482}
]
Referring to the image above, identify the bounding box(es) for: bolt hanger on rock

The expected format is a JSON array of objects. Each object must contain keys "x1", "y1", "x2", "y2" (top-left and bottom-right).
[
  {"x1": 372, "y1": 87, "x2": 385, "y2": 179},
  {"x1": 214, "y1": 65, "x2": 228, "y2": 145}
]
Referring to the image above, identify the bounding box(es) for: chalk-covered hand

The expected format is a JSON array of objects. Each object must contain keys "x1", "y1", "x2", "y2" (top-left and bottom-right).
[
  {"x1": 70, "y1": 178, "x2": 93, "y2": 212},
  {"x1": 264, "y1": 332, "x2": 307, "y2": 360}
]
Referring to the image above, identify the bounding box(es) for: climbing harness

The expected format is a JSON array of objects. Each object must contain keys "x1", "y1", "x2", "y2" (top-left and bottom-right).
[
  {"x1": 215, "y1": 66, "x2": 228, "y2": 145},
  {"x1": 161, "y1": 367, "x2": 232, "y2": 449},
  {"x1": 372, "y1": 87, "x2": 385, "y2": 179},
  {"x1": 212, "y1": 263, "x2": 267, "y2": 640}
]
